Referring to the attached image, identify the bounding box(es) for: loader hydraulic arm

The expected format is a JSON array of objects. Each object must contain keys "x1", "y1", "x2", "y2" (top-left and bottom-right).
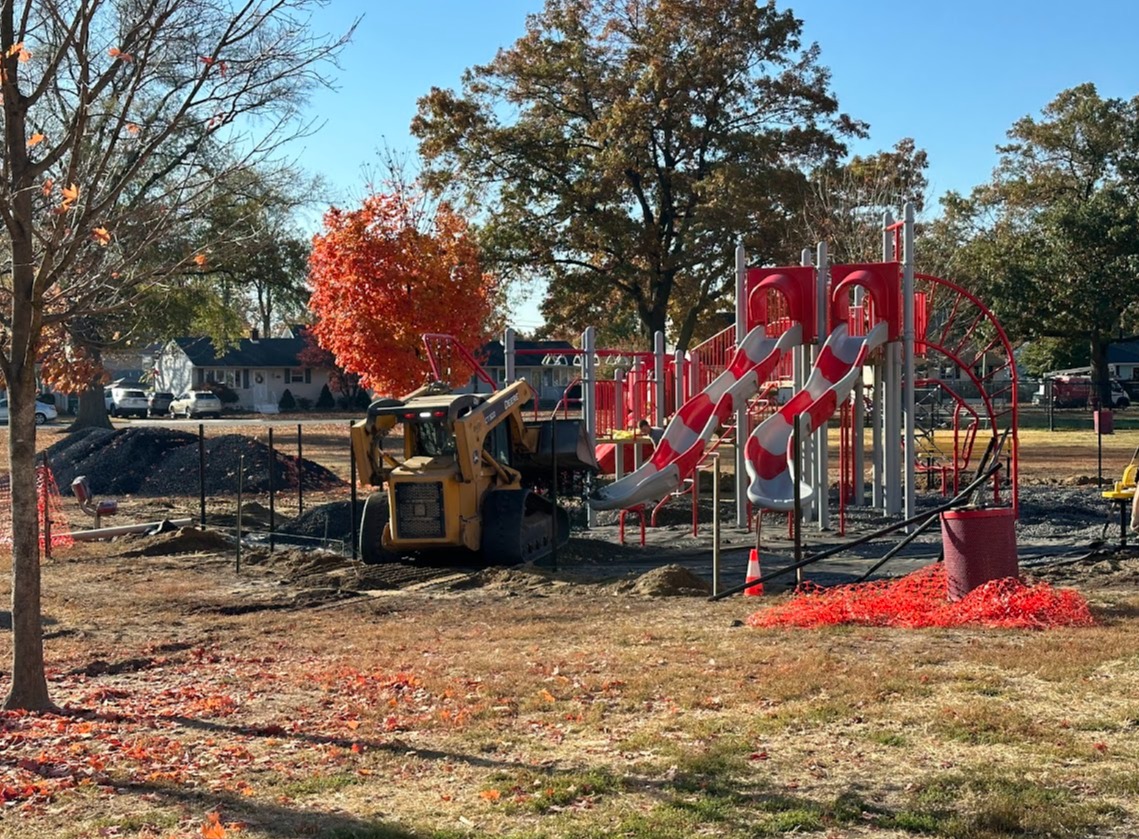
[{"x1": 453, "y1": 380, "x2": 535, "y2": 484}]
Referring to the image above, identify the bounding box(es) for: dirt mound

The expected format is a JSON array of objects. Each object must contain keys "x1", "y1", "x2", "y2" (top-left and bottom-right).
[
  {"x1": 119, "y1": 527, "x2": 232, "y2": 557},
  {"x1": 278, "y1": 500, "x2": 363, "y2": 542},
  {"x1": 140, "y1": 433, "x2": 343, "y2": 496},
  {"x1": 631, "y1": 564, "x2": 711, "y2": 597},
  {"x1": 47, "y1": 427, "x2": 198, "y2": 495},
  {"x1": 45, "y1": 427, "x2": 344, "y2": 497}
]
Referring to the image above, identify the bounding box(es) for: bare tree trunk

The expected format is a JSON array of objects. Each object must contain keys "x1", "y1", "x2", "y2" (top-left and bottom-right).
[
  {"x1": 4, "y1": 357, "x2": 54, "y2": 711},
  {"x1": 1091, "y1": 334, "x2": 1111, "y2": 410},
  {"x1": 70, "y1": 347, "x2": 114, "y2": 430},
  {"x1": 71, "y1": 385, "x2": 114, "y2": 430}
]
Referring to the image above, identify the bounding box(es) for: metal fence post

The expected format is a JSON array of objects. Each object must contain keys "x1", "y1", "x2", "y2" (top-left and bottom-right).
[
  {"x1": 349, "y1": 421, "x2": 358, "y2": 562},
  {"x1": 236, "y1": 453, "x2": 244, "y2": 573},
  {"x1": 268, "y1": 426, "x2": 276, "y2": 551},
  {"x1": 296, "y1": 423, "x2": 304, "y2": 516},
  {"x1": 198, "y1": 423, "x2": 206, "y2": 526}
]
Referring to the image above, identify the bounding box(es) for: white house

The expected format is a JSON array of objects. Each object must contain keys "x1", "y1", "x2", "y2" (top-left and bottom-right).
[
  {"x1": 478, "y1": 338, "x2": 581, "y2": 404},
  {"x1": 155, "y1": 328, "x2": 333, "y2": 412}
]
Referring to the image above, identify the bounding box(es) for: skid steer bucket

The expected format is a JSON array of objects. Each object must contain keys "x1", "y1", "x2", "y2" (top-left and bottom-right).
[{"x1": 517, "y1": 419, "x2": 599, "y2": 476}]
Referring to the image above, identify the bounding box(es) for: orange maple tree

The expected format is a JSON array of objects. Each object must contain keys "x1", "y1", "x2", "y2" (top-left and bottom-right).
[{"x1": 308, "y1": 191, "x2": 498, "y2": 396}]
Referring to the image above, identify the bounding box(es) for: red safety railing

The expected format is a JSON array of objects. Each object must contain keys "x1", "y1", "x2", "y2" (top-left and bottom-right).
[{"x1": 422, "y1": 333, "x2": 497, "y2": 391}]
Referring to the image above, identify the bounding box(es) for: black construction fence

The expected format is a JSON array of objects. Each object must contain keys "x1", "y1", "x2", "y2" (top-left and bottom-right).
[{"x1": 42, "y1": 421, "x2": 369, "y2": 557}]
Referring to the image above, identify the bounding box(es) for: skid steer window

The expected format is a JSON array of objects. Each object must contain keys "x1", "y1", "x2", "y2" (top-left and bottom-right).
[
  {"x1": 487, "y1": 424, "x2": 511, "y2": 467},
  {"x1": 414, "y1": 421, "x2": 455, "y2": 457}
]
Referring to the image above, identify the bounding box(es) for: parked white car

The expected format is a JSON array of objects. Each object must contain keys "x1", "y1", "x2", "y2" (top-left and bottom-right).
[
  {"x1": 0, "y1": 397, "x2": 58, "y2": 425},
  {"x1": 104, "y1": 386, "x2": 149, "y2": 418},
  {"x1": 169, "y1": 390, "x2": 223, "y2": 419}
]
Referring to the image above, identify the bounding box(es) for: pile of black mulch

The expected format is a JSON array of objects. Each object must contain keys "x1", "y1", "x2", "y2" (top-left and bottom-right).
[
  {"x1": 45, "y1": 428, "x2": 343, "y2": 497},
  {"x1": 276, "y1": 499, "x2": 365, "y2": 544},
  {"x1": 46, "y1": 427, "x2": 198, "y2": 495}
]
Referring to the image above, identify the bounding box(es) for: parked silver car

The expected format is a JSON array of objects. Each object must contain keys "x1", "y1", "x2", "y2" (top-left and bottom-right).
[
  {"x1": 168, "y1": 390, "x2": 223, "y2": 419},
  {"x1": 147, "y1": 391, "x2": 175, "y2": 417},
  {"x1": 0, "y1": 397, "x2": 58, "y2": 425}
]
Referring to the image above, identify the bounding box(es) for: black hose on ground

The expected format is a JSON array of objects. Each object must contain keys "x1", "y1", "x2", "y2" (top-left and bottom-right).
[
  {"x1": 708, "y1": 459, "x2": 1005, "y2": 602},
  {"x1": 853, "y1": 428, "x2": 1012, "y2": 584}
]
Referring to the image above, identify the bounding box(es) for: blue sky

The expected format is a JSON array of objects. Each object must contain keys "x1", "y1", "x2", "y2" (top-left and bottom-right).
[{"x1": 288, "y1": 0, "x2": 1139, "y2": 328}]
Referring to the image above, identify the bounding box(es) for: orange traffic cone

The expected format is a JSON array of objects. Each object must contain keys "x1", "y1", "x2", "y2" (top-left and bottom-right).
[{"x1": 744, "y1": 549, "x2": 764, "y2": 596}]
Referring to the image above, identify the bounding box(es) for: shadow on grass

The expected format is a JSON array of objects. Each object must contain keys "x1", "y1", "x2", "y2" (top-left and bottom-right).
[
  {"x1": 22, "y1": 707, "x2": 1116, "y2": 839},
  {"x1": 61, "y1": 708, "x2": 561, "y2": 775},
  {"x1": 122, "y1": 779, "x2": 432, "y2": 839},
  {"x1": 1089, "y1": 599, "x2": 1139, "y2": 621}
]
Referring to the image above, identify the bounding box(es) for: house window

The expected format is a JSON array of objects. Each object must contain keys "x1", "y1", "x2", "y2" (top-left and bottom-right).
[
  {"x1": 206, "y1": 369, "x2": 239, "y2": 388},
  {"x1": 289, "y1": 368, "x2": 306, "y2": 383}
]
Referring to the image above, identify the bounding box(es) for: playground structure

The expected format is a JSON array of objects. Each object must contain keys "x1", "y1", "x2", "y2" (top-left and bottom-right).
[{"x1": 494, "y1": 204, "x2": 1018, "y2": 541}]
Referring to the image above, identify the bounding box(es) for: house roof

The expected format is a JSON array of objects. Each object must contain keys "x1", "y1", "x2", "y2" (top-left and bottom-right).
[
  {"x1": 480, "y1": 339, "x2": 577, "y2": 368},
  {"x1": 1108, "y1": 339, "x2": 1139, "y2": 365},
  {"x1": 173, "y1": 336, "x2": 311, "y2": 368}
]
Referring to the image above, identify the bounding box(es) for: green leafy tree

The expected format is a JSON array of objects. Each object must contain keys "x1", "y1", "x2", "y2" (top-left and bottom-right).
[
  {"x1": 62, "y1": 161, "x2": 317, "y2": 432},
  {"x1": 412, "y1": 0, "x2": 861, "y2": 350},
  {"x1": 921, "y1": 85, "x2": 1139, "y2": 405}
]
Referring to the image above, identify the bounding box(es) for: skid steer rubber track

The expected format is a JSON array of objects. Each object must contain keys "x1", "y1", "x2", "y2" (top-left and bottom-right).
[
  {"x1": 359, "y1": 491, "x2": 403, "y2": 566},
  {"x1": 480, "y1": 488, "x2": 568, "y2": 566}
]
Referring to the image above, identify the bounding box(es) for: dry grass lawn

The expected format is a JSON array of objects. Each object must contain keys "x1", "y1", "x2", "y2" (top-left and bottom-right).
[
  {"x1": 0, "y1": 421, "x2": 1137, "y2": 837},
  {"x1": 1, "y1": 542, "x2": 1138, "y2": 839}
]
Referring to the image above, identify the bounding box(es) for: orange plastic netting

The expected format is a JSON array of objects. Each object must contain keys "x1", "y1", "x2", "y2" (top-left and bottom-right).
[{"x1": 747, "y1": 564, "x2": 1094, "y2": 630}]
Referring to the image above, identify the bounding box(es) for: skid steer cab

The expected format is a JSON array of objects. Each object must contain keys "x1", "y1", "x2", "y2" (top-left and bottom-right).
[{"x1": 350, "y1": 379, "x2": 599, "y2": 566}]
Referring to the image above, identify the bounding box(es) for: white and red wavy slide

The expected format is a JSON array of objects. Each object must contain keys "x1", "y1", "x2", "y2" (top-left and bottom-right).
[
  {"x1": 591, "y1": 323, "x2": 803, "y2": 511},
  {"x1": 744, "y1": 321, "x2": 889, "y2": 511}
]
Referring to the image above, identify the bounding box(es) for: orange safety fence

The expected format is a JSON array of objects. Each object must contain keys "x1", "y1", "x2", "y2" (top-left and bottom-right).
[
  {"x1": 747, "y1": 564, "x2": 1093, "y2": 630},
  {"x1": 0, "y1": 463, "x2": 75, "y2": 551}
]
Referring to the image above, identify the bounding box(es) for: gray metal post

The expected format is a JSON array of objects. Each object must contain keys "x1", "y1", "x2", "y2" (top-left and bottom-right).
[
  {"x1": 882, "y1": 210, "x2": 901, "y2": 515},
  {"x1": 614, "y1": 369, "x2": 625, "y2": 480},
  {"x1": 815, "y1": 241, "x2": 829, "y2": 530},
  {"x1": 800, "y1": 247, "x2": 816, "y2": 521},
  {"x1": 886, "y1": 344, "x2": 901, "y2": 515},
  {"x1": 902, "y1": 202, "x2": 917, "y2": 524},
  {"x1": 871, "y1": 361, "x2": 883, "y2": 508},
  {"x1": 674, "y1": 349, "x2": 686, "y2": 415},
  {"x1": 734, "y1": 242, "x2": 748, "y2": 527},
  {"x1": 504, "y1": 327, "x2": 516, "y2": 384},
  {"x1": 653, "y1": 331, "x2": 666, "y2": 427},
  {"x1": 874, "y1": 211, "x2": 893, "y2": 512},
  {"x1": 711, "y1": 453, "x2": 721, "y2": 597},
  {"x1": 583, "y1": 326, "x2": 598, "y2": 527}
]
